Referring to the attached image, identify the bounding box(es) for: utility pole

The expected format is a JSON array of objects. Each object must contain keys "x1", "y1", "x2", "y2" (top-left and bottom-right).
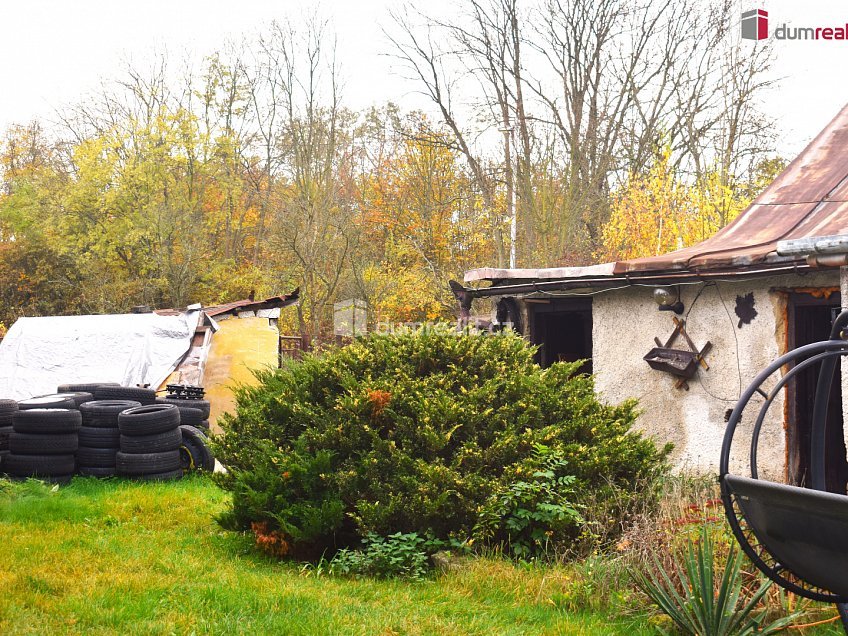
[{"x1": 499, "y1": 124, "x2": 517, "y2": 269}]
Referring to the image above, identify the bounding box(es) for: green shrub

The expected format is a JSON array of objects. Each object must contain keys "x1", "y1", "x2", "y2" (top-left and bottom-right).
[
  {"x1": 213, "y1": 327, "x2": 670, "y2": 559},
  {"x1": 329, "y1": 532, "x2": 432, "y2": 580}
]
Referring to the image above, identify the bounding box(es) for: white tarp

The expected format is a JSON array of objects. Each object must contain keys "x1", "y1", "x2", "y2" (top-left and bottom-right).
[{"x1": 0, "y1": 311, "x2": 200, "y2": 400}]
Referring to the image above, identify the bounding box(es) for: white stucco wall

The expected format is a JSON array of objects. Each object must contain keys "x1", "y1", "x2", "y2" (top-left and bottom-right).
[{"x1": 590, "y1": 272, "x2": 839, "y2": 478}]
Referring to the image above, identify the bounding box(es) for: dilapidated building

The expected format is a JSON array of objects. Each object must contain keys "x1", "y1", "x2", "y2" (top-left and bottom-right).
[
  {"x1": 0, "y1": 291, "x2": 300, "y2": 429},
  {"x1": 459, "y1": 104, "x2": 848, "y2": 483}
]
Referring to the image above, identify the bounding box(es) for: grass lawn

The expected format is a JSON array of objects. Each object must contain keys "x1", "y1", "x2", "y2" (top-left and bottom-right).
[{"x1": 0, "y1": 475, "x2": 661, "y2": 635}]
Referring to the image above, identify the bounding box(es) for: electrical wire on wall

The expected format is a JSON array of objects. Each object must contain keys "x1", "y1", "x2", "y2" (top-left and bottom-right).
[
  {"x1": 681, "y1": 281, "x2": 745, "y2": 403},
  {"x1": 684, "y1": 282, "x2": 709, "y2": 320},
  {"x1": 715, "y1": 283, "x2": 744, "y2": 401},
  {"x1": 490, "y1": 275, "x2": 772, "y2": 405},
  {"x1": 686, "y1": 283, "x2": 743, "y2": 403}
]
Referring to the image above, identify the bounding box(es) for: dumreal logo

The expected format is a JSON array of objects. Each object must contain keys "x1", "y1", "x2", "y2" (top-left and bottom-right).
[
  {"x1": 742, "y1": 7, "x2": 848, "y2": 41},
  {"x1": 741, "y1": 9, "x2": 768, "y2": 40}
]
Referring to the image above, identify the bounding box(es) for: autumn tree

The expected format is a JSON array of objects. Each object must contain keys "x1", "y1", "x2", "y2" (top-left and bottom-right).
[
  {"x1": 598, "y1": 147, "x2": 783, "y2": 262},
  {"x1": 389, "y1": 0, "x2": 776, "y2": 265},
  {"x1": 0, "y1": 9, "x2": 783, "y2": 338},
  {"x1": 353, "y1": 113, "x2": 493, "y2": 322}
]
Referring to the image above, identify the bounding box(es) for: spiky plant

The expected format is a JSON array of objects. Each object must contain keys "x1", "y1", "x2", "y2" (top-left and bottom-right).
[{"x1": 631, "y1": 525, "x2": 801, "y2": 635}]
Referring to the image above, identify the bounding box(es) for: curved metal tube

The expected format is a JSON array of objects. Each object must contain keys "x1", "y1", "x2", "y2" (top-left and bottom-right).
[
  {"x1": 811, "y1": 311, "x2": 848, "y2": 491},
  {"x1": 721, "y1": 314, "x2": 848, "y2": 613},
  {"x1": 749, "y1": 349, "x2": 848, "y2": 478},
  {"x1": 720, "y1": 339, "x2": 848, "y2": 478}
]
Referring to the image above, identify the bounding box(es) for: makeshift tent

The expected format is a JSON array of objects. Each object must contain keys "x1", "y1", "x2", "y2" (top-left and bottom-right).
[{"x1": 0, "y1": 310, "x2": 201, "y2": 400}]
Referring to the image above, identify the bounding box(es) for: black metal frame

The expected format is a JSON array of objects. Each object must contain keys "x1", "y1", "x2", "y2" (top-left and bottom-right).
[
  {"x1": 165, "y1": 384, "x2": 205, "y2": 399},
  {"x1": 720, "y1": 310, "x2": 848, "y2": 629}
]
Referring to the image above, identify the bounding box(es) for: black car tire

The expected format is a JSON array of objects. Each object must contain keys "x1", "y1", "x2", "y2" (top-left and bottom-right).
[
  {"x1": 77, "y1": 446, "x2": 118, "y2": 468},
  {"x1": 58, "y1": 382, "x2": 120, "y2": 393},
  {"x1": 120, "y1": 428, "x2": 182, "y2": 453},
  {"x1": 36, "y1": 392, "x2": 94, "y2": 408},
  {"x1": 161, "y1": 397, "x2": 210, "y2": 419},
  {"x1": 12, "y1": 409, "x2": 82, "y2": 434},
  {"x1": 94, "y1": 386, "x2": 157, "y2": 405},
  {"x1": 4, "y1": 453, "x2": 75, "y2": 476},
  {"x1": 80, "y1": 400, "x2": 141, "y2": 428},
  {"x1": 0, "y1": 399, "x2": 18, "y2": 426},
  {"x1": 179, "y1": 425, "x2": 214, "y2": 472},
  {"x1": 78, "y1": 426, "x2": 120, "y2": 448},
  {"x1": 18, "y1": 396, "x2": 77, "y2": 410},
  {"x1": 118, "y1": 404, "x2": 180, "y2": 436},
  {"x1": 177, "y1": 407, "x2": 205, "y2": 426},
  {"x1": 9, "y1": 432, "x2": 79, "y2": 455},
  {"x1": 116, "y1": 450, "x2": 180, "y2": 475},
  {"x1": 0, "y1": 425, "x2": 12, "y2": 451}
]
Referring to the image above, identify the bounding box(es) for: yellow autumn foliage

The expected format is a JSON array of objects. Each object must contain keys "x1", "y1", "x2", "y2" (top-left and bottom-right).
[{"x1": 598, "y1": 147, "x2": 751, "y2": 262}]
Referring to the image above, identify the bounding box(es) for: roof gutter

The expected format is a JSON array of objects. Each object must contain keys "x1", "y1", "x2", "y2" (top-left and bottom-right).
[
  {"x1": 460, "y1": 263, "x2": 811, "y2": 298},
  {"x1": 777, "y1": 234, "x2": 848, "y2": 270}
]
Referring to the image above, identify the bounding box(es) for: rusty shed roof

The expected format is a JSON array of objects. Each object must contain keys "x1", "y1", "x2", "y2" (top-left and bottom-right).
[
  {"x1": 203, "y1": 289, "x2": 300, "y2": 317},
  {"x1": 465, "y1": 103, "x2": 848, "y2": 287},
  {"x1": 153, "y1": 289, "x2": 300, "y2": 318}
]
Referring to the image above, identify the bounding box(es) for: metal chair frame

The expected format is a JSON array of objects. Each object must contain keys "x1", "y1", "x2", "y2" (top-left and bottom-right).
[{"x1": 720, "y1": 311, "x2": 848, "y2": 631}]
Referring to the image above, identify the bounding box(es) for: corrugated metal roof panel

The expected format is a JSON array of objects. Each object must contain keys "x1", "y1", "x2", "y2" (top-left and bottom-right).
[
  {"x1": 203, "y1": 289, "x2": 300, "y2": 317},
  {"x1": 755, "y1": 105, "x2": 848, "y2": 205},
  {"x1": 464, "y1": 262, "x2": 616, "y2": 282},
  {"x1": 615, "y1": 203, "x2": 816, "y2": 272}
]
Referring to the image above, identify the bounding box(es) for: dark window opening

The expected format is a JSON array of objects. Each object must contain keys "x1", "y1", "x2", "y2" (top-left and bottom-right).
[
  {"x1": 787, "y1": 292, "x2": 848, "y2": 492},
  {"x1": 529, "y1": 299, "x2": 592, "y2": 373}
]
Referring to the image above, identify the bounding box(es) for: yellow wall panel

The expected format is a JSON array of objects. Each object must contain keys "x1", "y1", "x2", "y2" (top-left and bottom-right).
[{"x1": 204, "y1": 317, "x2": 278, "y2": 430}]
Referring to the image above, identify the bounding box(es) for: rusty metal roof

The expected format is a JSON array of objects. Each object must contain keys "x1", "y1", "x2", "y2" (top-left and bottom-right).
[
  {"x1": 615, "y1": 104, "x2": 848, "y2": 274},
  {"x1": 153, "y1": 289, "x2": 300, "y2": 318},
  {"x1": 465, "y1": 262, "x2": 616, "y2": 283},
  {"x1": 203, "y1": 289, "x2": 300, "y2": 317}
]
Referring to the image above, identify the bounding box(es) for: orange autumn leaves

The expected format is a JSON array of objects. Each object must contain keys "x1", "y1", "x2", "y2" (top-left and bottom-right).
[{"x1": 355, "y1": 128, "x2": 492, "y2": 323}]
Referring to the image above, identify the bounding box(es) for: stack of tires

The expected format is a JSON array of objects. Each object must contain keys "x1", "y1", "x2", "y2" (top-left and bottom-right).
[
  {"x1": 0, "y1": 399, "x2": 18, "y2": 470},
  {"x1": 77, "y1": 400, "x2": 141, "y2": 477},
  {"x1": 117, "y1": 404, "x2": 183, "y2": 481},
  {"x1": 158, "y1": 395, "x2": 211, "y2": 432},
  {"x1": 5, "y1": 395, "x2": 82, "y2": 483}
]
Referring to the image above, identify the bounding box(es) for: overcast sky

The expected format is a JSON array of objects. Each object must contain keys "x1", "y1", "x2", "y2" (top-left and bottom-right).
[{"x1": 1, "y1": 0, "x2": 847, "y2": 160}]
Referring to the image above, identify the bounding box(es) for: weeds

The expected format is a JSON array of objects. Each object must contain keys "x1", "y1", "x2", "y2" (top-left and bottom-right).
[
  {"x1": 615, "y1": 473, "x2": 837, "y2": 630},
  {"x1": 329, "y1": 532, "x2": 433, "y2": 580}
]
